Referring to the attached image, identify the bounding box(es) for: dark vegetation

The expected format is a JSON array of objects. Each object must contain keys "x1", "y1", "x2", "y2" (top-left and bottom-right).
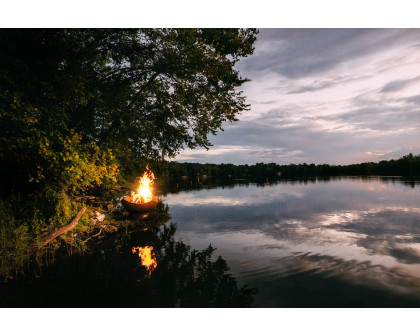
[
  {"x1": 157, "y1": 153, "x2": 420, "y2": 181},
  {"x1": 0, "y1": 214, "x2": 256, "y2": 307},
  {"x1": 0, "y1": 28, "x2": 258, "y2": 280}
]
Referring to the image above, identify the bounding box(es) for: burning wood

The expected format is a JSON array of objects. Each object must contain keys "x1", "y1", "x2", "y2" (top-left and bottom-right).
[
  {"x1": 131, "y1": 166, "x2": 156, "y2": 204},
  {"x1": 121, "y1": 166, "x2": 158, "y2": 217}
]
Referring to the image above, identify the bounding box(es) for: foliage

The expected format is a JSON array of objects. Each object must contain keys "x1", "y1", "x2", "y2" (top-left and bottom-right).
[
  {"x1": 0, "y1": 28, "x2": 257, "y2": 195},
  {"x1": 277, "y1": 153, "x2": 420, "y2": 178},
  {"x1": 156, "y1": 153, "x2": 420, "y2": 182},
  {"x1": 0, "y1": 93, "x2": 119, "y2": 194},
  {"x1": 0, "y1": 190, "x2": 90, "y2": 279},
  {"x1": 0, "y1": 28, "x2": 257, "y2": 278}
]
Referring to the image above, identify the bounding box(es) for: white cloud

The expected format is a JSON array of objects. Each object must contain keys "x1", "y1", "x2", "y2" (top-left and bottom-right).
[{"x1": 175, "y1": 29, "x2": 420, "y2": 165}]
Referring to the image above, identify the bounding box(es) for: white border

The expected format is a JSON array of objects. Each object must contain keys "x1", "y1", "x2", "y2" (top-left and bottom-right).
[
  {"x1": 2, "y1": 308, "x2": 420, "y2": 335},
  {"x1": 0, "y1": 0, "x2": 419, "y2": 28}
]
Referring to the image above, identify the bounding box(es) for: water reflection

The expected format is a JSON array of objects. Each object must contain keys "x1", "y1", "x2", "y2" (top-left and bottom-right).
[
  {"x1": 132, "y1": 246, "x2": 157, "y2": 276},
  {"x1": 0, "y1": 221, "x2": 256, "y2": 307},
  {"x1": 159, "y1": 175, "x2": 420, "y2": 195},
  {"x1": 163, "y1": 176, "x2": 420, "y2": 307},
  {"x1": 3, "y1": 176, "x2": 420, "y2": 307}
]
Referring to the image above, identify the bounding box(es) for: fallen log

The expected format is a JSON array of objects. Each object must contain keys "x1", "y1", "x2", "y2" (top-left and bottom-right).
[{"x1": 31, "y1": 206, "x2": 87, "y2": 252}]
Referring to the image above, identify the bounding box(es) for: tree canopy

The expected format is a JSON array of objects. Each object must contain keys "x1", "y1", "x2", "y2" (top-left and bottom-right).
[{"x1": 0, "y1": 28, "x2": 258, "y2": 193}]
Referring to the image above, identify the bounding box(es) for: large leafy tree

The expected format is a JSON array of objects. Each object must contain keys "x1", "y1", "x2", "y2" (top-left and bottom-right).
[{"x1": 0, "y1": 28, "x2": 258, "y2": 192}]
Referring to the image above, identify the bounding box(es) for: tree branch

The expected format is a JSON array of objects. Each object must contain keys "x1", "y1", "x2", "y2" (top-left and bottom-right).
[
  {"x1": 97, "y1": 72, "x2": 159, "y2": 148},
  {"x1": 31, "y1": 206, "x2": 87, "y2": 252}
]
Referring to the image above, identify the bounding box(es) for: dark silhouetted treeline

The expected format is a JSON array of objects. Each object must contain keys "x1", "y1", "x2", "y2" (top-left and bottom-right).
[{"x1": 155, "y1": 153, "x2": 420, "y2": 181}]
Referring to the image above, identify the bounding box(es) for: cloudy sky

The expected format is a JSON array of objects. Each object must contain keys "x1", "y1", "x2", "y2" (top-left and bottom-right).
[{"x1": 176, "y1": 29, "x2": 420, "y2": 165}]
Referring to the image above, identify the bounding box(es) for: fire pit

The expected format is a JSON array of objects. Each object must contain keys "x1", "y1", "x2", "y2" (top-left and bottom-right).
[
  {"x1": 121, "y1": 196, "x2": 158, "y2": 212},
  {"x1": 121, "y1": 166, "x2": 158, "y2": 219}
]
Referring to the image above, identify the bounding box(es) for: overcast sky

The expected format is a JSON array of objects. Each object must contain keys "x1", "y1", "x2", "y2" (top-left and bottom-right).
[{"x1": 176, "y1": 29, "x2": 420, "y2": 165}]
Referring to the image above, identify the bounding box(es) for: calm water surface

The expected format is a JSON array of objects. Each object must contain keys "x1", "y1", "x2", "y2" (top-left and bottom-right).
[{"x1": 162, "y1": 177, "x2": 420, "y2": 307}]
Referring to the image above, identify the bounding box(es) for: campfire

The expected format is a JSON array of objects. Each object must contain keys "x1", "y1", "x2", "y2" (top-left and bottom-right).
[
  {"x1": 132, "y1": 246, "x2": 157, "y2": 276},
  {"x1": 131, "y1": 166, "x2": 156, "y2": 204},
  {"x1": 121, "y1": 166, "x2": 158, "y2": 218}
]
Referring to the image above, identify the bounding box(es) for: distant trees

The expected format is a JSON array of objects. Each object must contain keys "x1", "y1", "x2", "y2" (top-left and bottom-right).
[{"x1": 161, "y1": 154, "x2": 420, "y2": 181}]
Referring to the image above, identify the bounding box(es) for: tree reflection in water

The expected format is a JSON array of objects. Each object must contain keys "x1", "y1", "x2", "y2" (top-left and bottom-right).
[{"x1": 0, "y1": 221, "x2": 256, "y2": 307}]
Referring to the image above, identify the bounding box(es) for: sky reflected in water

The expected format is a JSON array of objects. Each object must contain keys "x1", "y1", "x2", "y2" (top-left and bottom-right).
[{"x1": 163, "y1": 177, "x2": 420, "y2": 307}]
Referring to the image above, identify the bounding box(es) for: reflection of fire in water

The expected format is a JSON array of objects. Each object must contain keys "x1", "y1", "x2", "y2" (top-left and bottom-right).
[
  {"x1": 132, "y1": 246, "x2": 157, "y2": 276},
  {"x1": 131, "y1": 166, "x2": 156, "y2": 204}
]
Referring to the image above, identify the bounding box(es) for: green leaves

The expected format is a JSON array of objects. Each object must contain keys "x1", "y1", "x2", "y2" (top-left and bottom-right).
[
  {"x1": 0, "y1": 28, "x2": 257, "y2": 194},
  {"x1": 0, "y1": 92, "x2": 119, "y2": 194}
]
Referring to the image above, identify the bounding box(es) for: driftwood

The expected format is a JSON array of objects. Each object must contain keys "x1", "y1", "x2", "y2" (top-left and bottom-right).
[{"x1": 31, "y1": 206, "x2": 87, "y2": 252}]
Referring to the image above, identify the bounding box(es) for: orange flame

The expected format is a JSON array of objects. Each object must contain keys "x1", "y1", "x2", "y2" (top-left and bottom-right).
[
  {"x1": 131, "y1": 165, "x2": 156, "y2": 204},
  {"x1": 132, "y1": 246, "x2": 157, "y2": 276}
]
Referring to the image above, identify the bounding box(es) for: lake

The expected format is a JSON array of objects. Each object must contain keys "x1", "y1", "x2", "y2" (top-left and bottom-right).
[
  {"x1": 2, "y1": 176, "x2": 420, "y2": 307},
  {"x1": 162, "y1": 176, "x2": 420, "y2": 307}
]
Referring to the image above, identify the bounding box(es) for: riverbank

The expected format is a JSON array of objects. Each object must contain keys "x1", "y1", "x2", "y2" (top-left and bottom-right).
[{"x1": 0, "y1": 184, "x2": 170, "y2": 282}]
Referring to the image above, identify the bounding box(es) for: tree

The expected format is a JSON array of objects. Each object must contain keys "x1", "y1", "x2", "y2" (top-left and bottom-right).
[{"x1": 0, "y1": 28, "x2": 258, "y2": 192}]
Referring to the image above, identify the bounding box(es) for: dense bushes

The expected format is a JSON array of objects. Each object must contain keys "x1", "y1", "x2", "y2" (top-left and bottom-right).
[
  {"x1": 0, "y1": 93, "x2": 119, "y2": 195},
  {"x1": 0, "y1": 93, "x2": 116, "y2": 279},
  {"x1": 0, "y1": 190, "x2": 90, "y2": 279}
]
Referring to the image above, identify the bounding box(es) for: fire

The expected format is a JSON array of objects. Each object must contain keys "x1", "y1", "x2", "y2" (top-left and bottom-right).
[
  {"x1": 132, "y1": 246, "x2": 157, "y2": 276},
  {"x1": 131, "y1": 166, "x2": 156, "y2": 204}
]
